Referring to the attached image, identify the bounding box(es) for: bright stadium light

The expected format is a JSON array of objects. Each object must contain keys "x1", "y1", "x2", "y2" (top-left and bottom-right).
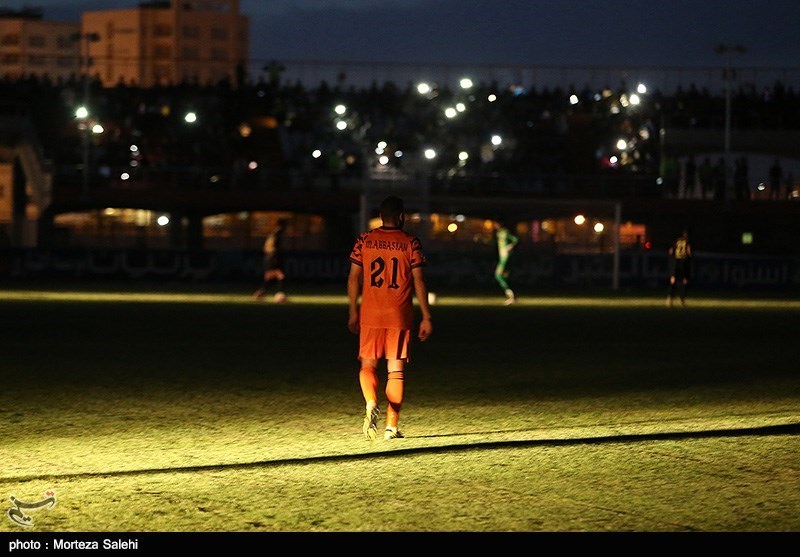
[
  {"x1": 458, "y1": 151, "x2": 469, "y2": 161},
  {"x1": 424, "y1": 148, "x2": 437, "y2": 160},
  {"x1": 459, "y1": 77, "x2": 473, "y2": 89},
  {"x1": 417, "y1": 82, "x2": 431, "y2": 95},
  {"x1": 630, "y1": 94, "x2": 641, "y2": 105},
  {"x1": 491, "y1": 135, "x2": 502, "y2": 146},
  {"x1": 637, "y1": 83, "x2": 647, "y2": 94},
  {"x1": 312, "y1": 149, "x2": 321, "y2": 158},
  {"x1": 75, "y1": 106, "x2": 89, "y2": 119},
  {"x1": 157, "y1": 215, "x2": 169, "y2": 226},
  {"x1": 336, "y1": 120, "x2": 347, "y2": 130},
  {"x1": 569, "y1": 94, "x2": 579, "y2": 105},
  {"x1": 334, "y1": 104, "x2": 346, "y2": 115},
  {"x1": 616, "y1": 139, "x2": 628, "y2": 150},
  {"x1": 488, "y1": 94, "x2": 497, "y2": 102},
  {"x1": 444, "y1": 107, "x2": 457, "y2": 118},
  {"x1": 594, "y1": 222, "x2": 605, "y2": 233},
  {"x1": 574, "y1": 214, "x2": 586, "y2": 225},
  {"x1": 447, "y1": 222, "x2": 458, "y2": 233},
  {"x1": 184, "y1": 112, "x2": 197, "y2": 123},
  {"x1": 456, "y1": 102, "x2": 466, "y2": 112}
]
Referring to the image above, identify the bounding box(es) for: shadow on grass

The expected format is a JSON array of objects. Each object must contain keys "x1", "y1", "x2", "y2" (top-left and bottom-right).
[{"x1": 6, "y1": 422, "x2": 799, "y2": 484}]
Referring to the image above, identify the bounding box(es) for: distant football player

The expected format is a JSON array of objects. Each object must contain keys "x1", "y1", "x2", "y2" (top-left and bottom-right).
[
  {"x1": 667, "y1": 229, "x2": 693, "y2": 307},
  {"x1": 347, "y1": 196, "x2": 433, "y2": 440},
  {"x1": 253, "y1": 218, "x2": 288, "y2": 302},
  {"x1": 494, "y1": 221, "x2": 519, "y2": 305}
]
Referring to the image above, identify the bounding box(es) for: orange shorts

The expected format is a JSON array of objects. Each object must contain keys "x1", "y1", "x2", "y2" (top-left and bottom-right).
[{"x1": 359, "y1": 327, "x2": 412, "y2": 361}]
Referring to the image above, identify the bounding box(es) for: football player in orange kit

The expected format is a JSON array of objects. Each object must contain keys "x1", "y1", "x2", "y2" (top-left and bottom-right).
[{"x1": 347, "y1": 196, "x2": 433, "y2": 440}]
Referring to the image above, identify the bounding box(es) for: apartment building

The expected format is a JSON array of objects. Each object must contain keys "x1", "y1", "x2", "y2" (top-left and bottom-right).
[
  {"x1": 0, "y1": 8, "x2": 80, "y2": 82},
  {"x1": 83, "y1": 0, "x2": 250, "y2": 88}
]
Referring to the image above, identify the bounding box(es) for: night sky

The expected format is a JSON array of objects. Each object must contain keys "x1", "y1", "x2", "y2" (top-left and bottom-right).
[{"x1": 5, "y1": 0, "x2": 800, "y2": 70}]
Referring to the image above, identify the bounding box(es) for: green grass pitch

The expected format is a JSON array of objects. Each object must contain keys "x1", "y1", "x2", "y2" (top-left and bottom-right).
[{"x1": 1, "y1": 287, "x2": 799, "y2": 534}]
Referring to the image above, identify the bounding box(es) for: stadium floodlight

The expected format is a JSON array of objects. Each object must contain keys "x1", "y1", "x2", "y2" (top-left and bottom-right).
[
  {"x1": 184, "y1": 112, "x2": 197, "y2": 123},
  {"x1": 637, "y1": 83, "x2": 647, "y2": 94},
  {"x1": 417, "y1": 82, "x2": 431, "y2": 95},
  {"x1": 334, "y1": 104, "x2": 346, "y2": 115},
  {"x1": 629, "y1": 94, "x2": 641, "y2": 105},
  {"x1": 447, "y1": 223, "x2": 458, "y2": 233},
  {"x1": 491, "y1": 135, "x2": 502, "y2": 146},
  {"x1": 157, "y1": 215, "x2": 169, "y2": 226},
  {"x1": 444, "y1": 107, "x2": 457, "y2": 118},
  {"x1": 379, "y1": 155, "x2": 389, "y2": 165},
  {"x1": 75, "y1": 106, "x2": 89, "y2": 119},
  {"x1": 616, "y1": 139, "x2": 627, "y2": 150},
  {"x1": 312, "y1": 149, "x2": 321, "y2": 158},
  {"x1": 569, "y1": 94, "x2": 579, "y2": 105},
  {"x1": 424, "y1": 148, "x2": 437, "y2": 160},
  {"x1": 574, "y1": 214, "x2": 586, "y2": 225},
  {"x1": 456, "y1": 102, "x2": 466, "y2": 112},
  {"x1": 459, "y1": 78, "x2": 473, "y2": 89},
  {"x1": 336, "y1": 120, "x2": 347, "y2": 130},
  {"x1": 458, "y1": 151, "x2": 469, "y2": 161},
  {"x1": 91, "y1": 124, "x2": 104, "y2": 134},
  {"x1": 594, "y1": 222, "x2": 605, "y2": 233},
  {"x1": 488, "y1": 94, "x2": 497, "y2": 102}
]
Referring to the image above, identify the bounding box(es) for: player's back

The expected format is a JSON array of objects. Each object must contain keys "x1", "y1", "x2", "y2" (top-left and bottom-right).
[
  {"x1": 350, "y1": 226, "x2": 426, "y2": 329},
  {"x1": 673, "y1": 238, "x2": 689, "y2": 259}
]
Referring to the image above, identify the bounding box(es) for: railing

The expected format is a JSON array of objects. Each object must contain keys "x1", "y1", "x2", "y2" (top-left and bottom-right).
[{"x1": 246, "y1": 58, "x2": 800, "y2": 96}]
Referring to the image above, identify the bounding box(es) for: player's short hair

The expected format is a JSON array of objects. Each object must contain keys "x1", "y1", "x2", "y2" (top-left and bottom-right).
[{"x1": 379, "y1": 196, "x2": 404, "y2": 220}]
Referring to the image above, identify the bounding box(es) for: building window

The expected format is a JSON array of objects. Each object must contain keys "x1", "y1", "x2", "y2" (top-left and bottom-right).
[
  {"x1": 1, "y1": 34, "x2": 20, "y2": 46},
  {"x1": 182, "y1": 47, "x2": 198, "y2": 60},
  {"x1": 28, "y1": 56, "x2": 46, "y2": 66},
  {"x1": 57, "y1": 36, "x2": 74, "y2": 48},
  {"x1": 183, "y1": 26, "x2": 200, "y2": 38},
  {"x1": 1, "y1": 54, "x2": 20, "y2": 65},
  {"x1": 210, "y1": 27, "x2": 228, "y2": 40},
  {"x1": 154, "y1": 45, "x2": 172, "y2": 59},
  {"x1": 27, "y1": 35, "x2": 46, "y2": 48},
  {"x1": 153, "y1": 24, "x2": 172, "y2": 37},
  {"x1": 211, "y1": 47, "x2": 226, "y2": 60},
  {"x1": 57, "y1": 56, "x2": 75, "y2": 68}
]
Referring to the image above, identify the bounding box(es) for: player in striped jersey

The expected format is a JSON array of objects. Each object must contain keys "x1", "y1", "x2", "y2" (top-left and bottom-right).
[{"x1": 667, "y1": 229, "x2": 693, "y2": 307}]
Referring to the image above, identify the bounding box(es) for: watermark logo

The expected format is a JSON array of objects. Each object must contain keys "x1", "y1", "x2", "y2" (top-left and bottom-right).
[{"x1": 7, "y1": 490, "x2": 56, "y2": 528}]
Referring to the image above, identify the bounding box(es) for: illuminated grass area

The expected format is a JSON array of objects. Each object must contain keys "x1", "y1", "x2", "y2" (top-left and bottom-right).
[
  {"x1": 1, "y1": 287, "x2": 799, "y2": 532},
  {"x1": 3, "y1": 288, "x2": 800, "y2": 308}
]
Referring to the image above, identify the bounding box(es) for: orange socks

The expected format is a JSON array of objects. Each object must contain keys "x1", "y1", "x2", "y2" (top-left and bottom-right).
[
  {"x1": 385, "y1": 370, "x2": 405, "y2": 429},
  {"x1": 359, "y1": 366, "x2": 378, "y2": 406},
  {"x1": 360, "y1": 367, "x2": 405, "y2": 429}
]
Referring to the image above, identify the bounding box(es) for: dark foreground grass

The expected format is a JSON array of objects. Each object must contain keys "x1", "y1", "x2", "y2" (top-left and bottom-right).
[{"x1": 0, "y1": 287, "x2": 799, "y2": 538}]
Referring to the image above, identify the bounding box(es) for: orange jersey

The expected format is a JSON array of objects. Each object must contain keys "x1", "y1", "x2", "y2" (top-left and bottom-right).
[{"x1": 349, "y1": 226, "x2": 427, "y2": 329}]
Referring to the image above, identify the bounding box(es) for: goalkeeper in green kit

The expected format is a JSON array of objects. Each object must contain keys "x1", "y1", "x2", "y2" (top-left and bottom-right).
[{"x1": 493, "y1": 221, "x2": 519, "y2": 305}]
